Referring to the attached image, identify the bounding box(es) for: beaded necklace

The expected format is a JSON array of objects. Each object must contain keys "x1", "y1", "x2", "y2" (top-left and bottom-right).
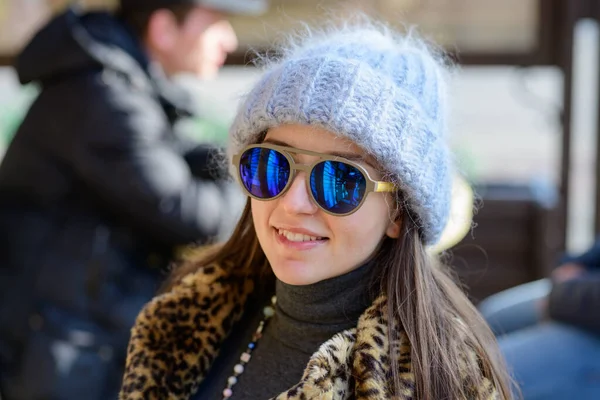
[{"x1": 221, "y1": 295, "x2": 277, "y2": 399}]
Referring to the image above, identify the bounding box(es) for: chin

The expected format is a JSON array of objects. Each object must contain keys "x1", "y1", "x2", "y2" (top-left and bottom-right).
[
  {"x1": 197, "y1": 66, "x2": 220, "y2": 80},
  {"x1": 270, "y1": 260, "x2": 324, "y2": 286}
]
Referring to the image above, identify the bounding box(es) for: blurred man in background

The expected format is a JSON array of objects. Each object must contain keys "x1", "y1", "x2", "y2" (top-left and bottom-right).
[
  {"x1": 479, "y1": 242, "x2": 600, "y2": 399},
  {"x1": 0, "y1": 0, "x2": 267, "y2": 398}
]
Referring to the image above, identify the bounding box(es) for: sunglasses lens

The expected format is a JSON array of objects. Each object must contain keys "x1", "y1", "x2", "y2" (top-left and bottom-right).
[
  {"x1": 239, "y1": 147, "x2": 290, "y2": 199},
  {"x1": 310, "y1": 161, "x2": 367, "y2": 214}
]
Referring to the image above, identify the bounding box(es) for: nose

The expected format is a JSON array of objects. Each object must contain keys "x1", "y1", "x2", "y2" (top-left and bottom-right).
[{"x1": 280, "y1": 172, "x2": 319, "y2": 215}]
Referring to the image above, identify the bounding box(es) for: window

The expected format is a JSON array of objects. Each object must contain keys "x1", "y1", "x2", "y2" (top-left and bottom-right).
[
  {"x1": 0, "y1": 0, "x2": 542, "y2": 63},
  {"x1": 228, "y1": 0, "x2": 540, "y2": 55}
]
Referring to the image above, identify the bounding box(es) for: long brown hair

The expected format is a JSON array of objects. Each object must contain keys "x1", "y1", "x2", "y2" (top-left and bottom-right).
[
  {"x1": 376, "y1": 217, "x2": 514, "y2": 399},
  {"x1": 167, "y1": 198, "x2": 513, "y2": 399}
]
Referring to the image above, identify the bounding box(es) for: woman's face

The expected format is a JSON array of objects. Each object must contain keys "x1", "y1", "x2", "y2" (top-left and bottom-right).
[
  {"x1": 251, "y1": 124, "x2": 401, "y2": 286},
  {"x1": 146, "y1": 7, "x2": 238, "y2": 79}
]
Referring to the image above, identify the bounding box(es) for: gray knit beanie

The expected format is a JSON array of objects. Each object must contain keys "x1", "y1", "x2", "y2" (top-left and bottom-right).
[{"x1": 229, "y1": 23, "x2": 453, "y2": 245}]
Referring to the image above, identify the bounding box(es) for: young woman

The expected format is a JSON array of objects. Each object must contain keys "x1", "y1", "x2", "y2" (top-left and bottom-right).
[{"x1": 119, "y1": 19, "x2": 512, "y2": 400}]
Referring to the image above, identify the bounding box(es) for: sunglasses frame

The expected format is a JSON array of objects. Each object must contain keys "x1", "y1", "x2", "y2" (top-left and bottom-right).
[{"x1": 232, "y1": 143, "x2": 398, "y2": 216}]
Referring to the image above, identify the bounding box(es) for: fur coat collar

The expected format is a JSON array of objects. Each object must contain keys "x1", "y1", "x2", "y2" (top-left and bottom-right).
[{"x1": 119, "y1": 262, "x2": 497, "y2": 399}]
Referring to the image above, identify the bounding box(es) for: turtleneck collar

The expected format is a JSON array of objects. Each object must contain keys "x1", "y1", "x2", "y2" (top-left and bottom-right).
[{"x1": 270, "y1": 262, "x2": 377, "y2": 354}]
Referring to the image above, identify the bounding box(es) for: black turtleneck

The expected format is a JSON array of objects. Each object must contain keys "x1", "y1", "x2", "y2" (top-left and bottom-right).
[{"x1": 193, "y1": 263, "x2": 377, "y2": 399}]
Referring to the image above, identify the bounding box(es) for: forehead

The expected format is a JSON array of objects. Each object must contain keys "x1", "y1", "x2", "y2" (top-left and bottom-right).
[{"x1": 264, "y1": 124, "x2": 368, "y2": 159}]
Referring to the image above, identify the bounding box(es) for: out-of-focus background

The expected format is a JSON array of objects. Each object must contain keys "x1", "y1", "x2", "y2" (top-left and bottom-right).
[{"x1": 0, "y1": 0, "x2": 598, "y2": 302}]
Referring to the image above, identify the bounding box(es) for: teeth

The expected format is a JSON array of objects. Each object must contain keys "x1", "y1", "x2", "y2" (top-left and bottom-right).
[{"x1": 278, "y1": 229, "x2": 322, "y2": 242}]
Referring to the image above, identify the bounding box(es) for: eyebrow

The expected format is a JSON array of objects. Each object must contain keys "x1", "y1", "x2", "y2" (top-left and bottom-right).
[{"x1": 263, "y1": 138, "x2": 371, "y2": 164}]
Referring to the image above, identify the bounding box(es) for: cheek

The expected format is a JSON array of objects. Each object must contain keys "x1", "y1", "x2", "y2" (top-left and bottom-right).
[
  {"x1": 168, "y1": 38, "x2": 192, "y2": 66},
  {"x1": 176, "y1": 30, "x2": 204, "y2": 60},
  {"x1": 251, "y1": 199, "x2": 274, "y2": 237},
  {"x1": 190, "y1": 30, "x2": 217, "y2": 59},
  {"x1": 333, "y1": 197, "x2": 391, "y2": 248},
  {"x1": 195, "y1": 36, "x2": 210, "y2": 58}
]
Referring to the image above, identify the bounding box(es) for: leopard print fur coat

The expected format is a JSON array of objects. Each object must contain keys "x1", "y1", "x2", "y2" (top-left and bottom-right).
[{"x1": 119, "y1": 262, "x2": 498, "y2": 399}]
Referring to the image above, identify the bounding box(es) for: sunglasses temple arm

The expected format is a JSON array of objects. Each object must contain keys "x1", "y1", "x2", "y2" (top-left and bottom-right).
[{"x1": 374, "y1": 181, "x2": 397, "y2": 193}]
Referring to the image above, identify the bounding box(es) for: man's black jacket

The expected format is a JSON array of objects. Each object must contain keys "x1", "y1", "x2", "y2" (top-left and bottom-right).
[{"x1": 0, "y1": 8, "x2": 235, "y2": 399}]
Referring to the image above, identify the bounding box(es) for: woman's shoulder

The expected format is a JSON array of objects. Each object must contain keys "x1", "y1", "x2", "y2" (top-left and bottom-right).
[
  {"x1": 147, "y1": 257, "x2": 252, "y2": 312},
  {"x1": 353, "y1": 300, "x2": 500, "y2": 399},
  {"x1": 121, "y1": 259, "x2": 256, "y2": 398}
]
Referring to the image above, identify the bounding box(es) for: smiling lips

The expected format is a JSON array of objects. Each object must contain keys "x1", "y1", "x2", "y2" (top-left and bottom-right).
[{"x1": 277, "y1": 228, "x2": 325, "y2": 242}]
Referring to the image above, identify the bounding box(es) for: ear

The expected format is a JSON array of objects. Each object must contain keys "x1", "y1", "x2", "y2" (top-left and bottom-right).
[
  {"x1": 146, "y1": 9, "x2": 179, "y2": 52},
  {"x1": 385, "y1": 215, "x2": 402, "y2": 239}
]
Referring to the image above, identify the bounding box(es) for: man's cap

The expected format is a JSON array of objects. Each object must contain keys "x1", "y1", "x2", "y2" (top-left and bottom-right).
[{"x1": 119, "y1": 0, "x2": 269, "y2": 16}]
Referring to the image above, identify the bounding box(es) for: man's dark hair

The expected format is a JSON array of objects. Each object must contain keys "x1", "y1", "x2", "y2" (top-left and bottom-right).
[{"x1": 117, "y1": 4, "x2": 196, "y2": 38}]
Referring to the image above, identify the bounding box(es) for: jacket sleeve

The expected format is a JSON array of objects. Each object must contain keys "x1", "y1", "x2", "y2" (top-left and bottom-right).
[
  {"x1": 63, "y1": 74, "x2": 233, "y2": 246},
  {"x1": 559, "y1": 238, "x2": 600, "y2": 269},
  {"x1": 547, "y1": 273, "x2": 600, "y2": 335}
]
